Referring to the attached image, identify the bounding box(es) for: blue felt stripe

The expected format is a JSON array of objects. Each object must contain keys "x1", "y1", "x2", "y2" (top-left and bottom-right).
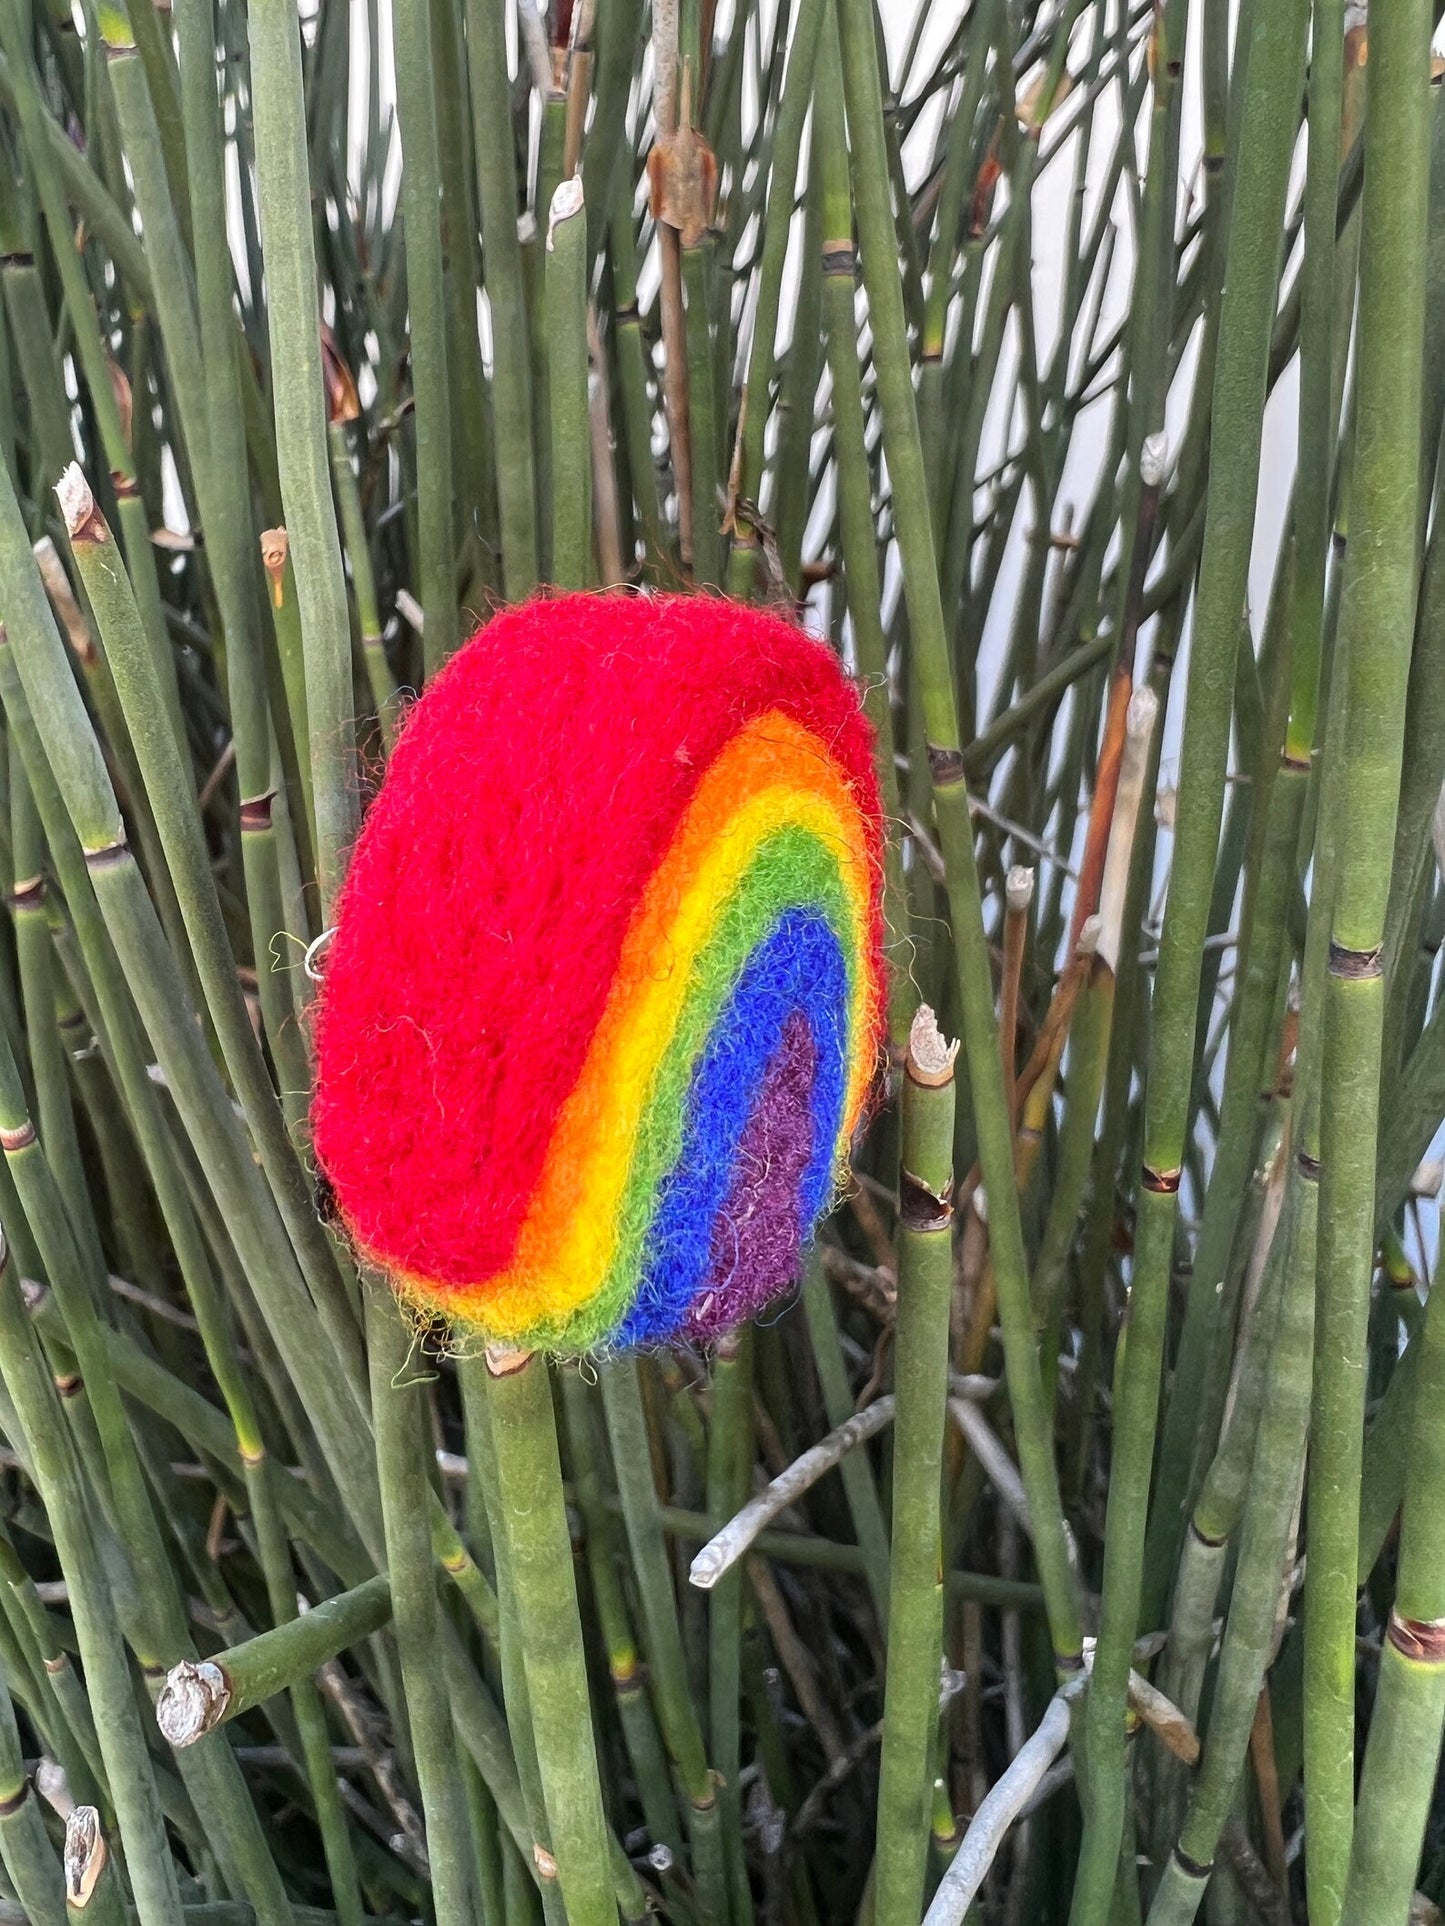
[{"x1": 617, "y1": 907, "x2": 850, "y2": 1347}]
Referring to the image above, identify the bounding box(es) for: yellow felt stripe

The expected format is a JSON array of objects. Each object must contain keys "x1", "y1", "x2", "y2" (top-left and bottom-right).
[{"x1": 416, "y1": 712, "x2": 877, "y2": 1337}]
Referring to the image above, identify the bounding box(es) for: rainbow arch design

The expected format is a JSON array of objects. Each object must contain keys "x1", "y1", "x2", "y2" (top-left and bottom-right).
[{"x1": 312, "y1": 592, "x2": 887, "y2": 1354}]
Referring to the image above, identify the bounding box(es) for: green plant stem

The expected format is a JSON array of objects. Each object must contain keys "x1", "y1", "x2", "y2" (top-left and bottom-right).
[
  {"x1": 800, "y1": 1255, "x2": 891, "y2": 1627},
  {"x1": 601, "y1": 1357, "x2": 728, "y2": 1924},
  {"x1": 460, "y1": 1358, "x2": 570, "y2": 1924},
  {"x1": 247, "y1": 0, "x2": 359, "y2": 912},
  {"x1": 835, "y1": 0, "x2": 1081, "y2": 1681},
  {"x1": 247, "y1": 1478, "x2": 367, "y2": 1926},
  {"x1": 546, "y1": 179, "x2": 592, "y2": 591},
  {"x1": 0, "y1": 1249, "x2": 186, "y2": 1926},
  {"x1": 0, "y1": 3, "x2": 184, "y2": 759},
  {"x1": 366, "y1": 1286, "x2": 476, "y2": 1925},
  {"x1": 9, "y1": 759, "x2": 103, "y2": 1287},
  {"x1": 1289, "y1": 0, "x2": 1347, "y2": 779},
  {"x1": 814, "y1": 14, "x2": 911, "y2": 1056},
  {"x1": 1031, "y1": 960, "x2": 1113, "y2": 1408},
  {"x1": 159, "y1": 1579, "x2": 392, "y2": 1740},
  {"x1": 57, "y1": 479, "x2": 365, "y2": 1406},
  {"x1": 1070, "y1": 0, "x2": 1307, "y2": 1911},
  {"x1": 608, "y1": 186, "x2": 667, "y2": 574},
  {"x1": 485, "y1": 1352, "x2": 615, "y2": 1926},
  {"x1": 1152, "y1": 1191, "x2": 1289, "y2": 1861},
  {"x1": 705, "y1": 1329, "x2": 754, "y2": 1924},
  {"x1": 1142, "y1": 639, "x2": 1303, "y2": 1621},
  {"x1": 0, "y1": 523, "x2": 384, "y2": 1576},
  {"x1": 681, "y1": 240, "x2": 720, "y2": 587},
  {"x1": 466, "y1": 0, "x2": 538, "y2": 599},
  {"x1": 390, "y1": 0, "x2": 457, "y2": 669},
  {"x1": 0, "y1": 1035, "x2": 296, "y2": 1923},
  {"x1": 62, "y1": 1808, "x2": 126, "y2": 1926},
  {"x1": 1145, "y1": 1178, "x2": 1310, "y2": 1926},
  {"x1": 873, "y1": 1008, "x2": 956, "y2": 1926},
  {"x1": 328, "y1": 420, "x2": 398, "y2": 750},
  {"x1": 429, "y1": 0, "x2": 493, "y2": 596},
  {"x1": 0, "y1": 250, "x2": 71, "y2": 487},
  {"x1": 1380, "y1": 105, "x2": 1445, "y2": 1073},
  {"x1": 1342, "y1": 1173, "x2": 1445, "y2": 1919},
  {"x1": 724, "y1": 0, "x2": 825, "y2": 596},
  {"x1": 1304, "y1": 1, "x2": 1432, "y2": 1917},
  {"x1": 260, "y1": 530, "x2": 315, "y2": 827},
  {"x1": 0, "y1": 45, "x2": 148, "y2": 296},
  {"x1": 0, "y1": 1528, "x2": 106, "y2": 1817},
  {"x1": 25, "y1": 1287, "x2": 361, "y2": 1582},
  {"x1": 0, "y1": 1658, "x2": 65, "y2": 1926},
  {"x1": 559, "y1": 1373, "x2": 683, "y2": 1866},
  {"x1": 173, "y1": 0, "x2": 313, "y2": 1120}
]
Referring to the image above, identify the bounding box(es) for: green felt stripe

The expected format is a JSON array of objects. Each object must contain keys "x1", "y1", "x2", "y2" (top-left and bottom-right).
[{"x1": 514, "y1": 823, "x2": 863, "y2": 1353}]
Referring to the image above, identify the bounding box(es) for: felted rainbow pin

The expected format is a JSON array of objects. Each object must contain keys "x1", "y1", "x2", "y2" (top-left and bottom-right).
[{"x1": 312, "y1": 592, "x2": 887, "y2": 1354}]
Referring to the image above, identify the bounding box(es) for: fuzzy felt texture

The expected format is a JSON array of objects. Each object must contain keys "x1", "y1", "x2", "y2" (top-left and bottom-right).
[
  {"x1": 684, "y1": 1014, "x2": 820, "y2": 1344},
  {"x1": 618, "y1": 910, "x2": 847, "y2": 1349},
  {"x1": 311, "y1": 590, "x2": 887, "y2": 1353}
]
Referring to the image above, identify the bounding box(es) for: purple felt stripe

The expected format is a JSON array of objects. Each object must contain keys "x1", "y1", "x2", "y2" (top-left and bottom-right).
[{"x1": 683, "y1": 1013, "x2": 818, "y2": 1342}]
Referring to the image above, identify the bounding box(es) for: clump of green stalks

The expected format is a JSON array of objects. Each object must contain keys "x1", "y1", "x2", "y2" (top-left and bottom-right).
[{"x1": 0, "y1": 0, "x2": 1442, "y2": 1922}]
